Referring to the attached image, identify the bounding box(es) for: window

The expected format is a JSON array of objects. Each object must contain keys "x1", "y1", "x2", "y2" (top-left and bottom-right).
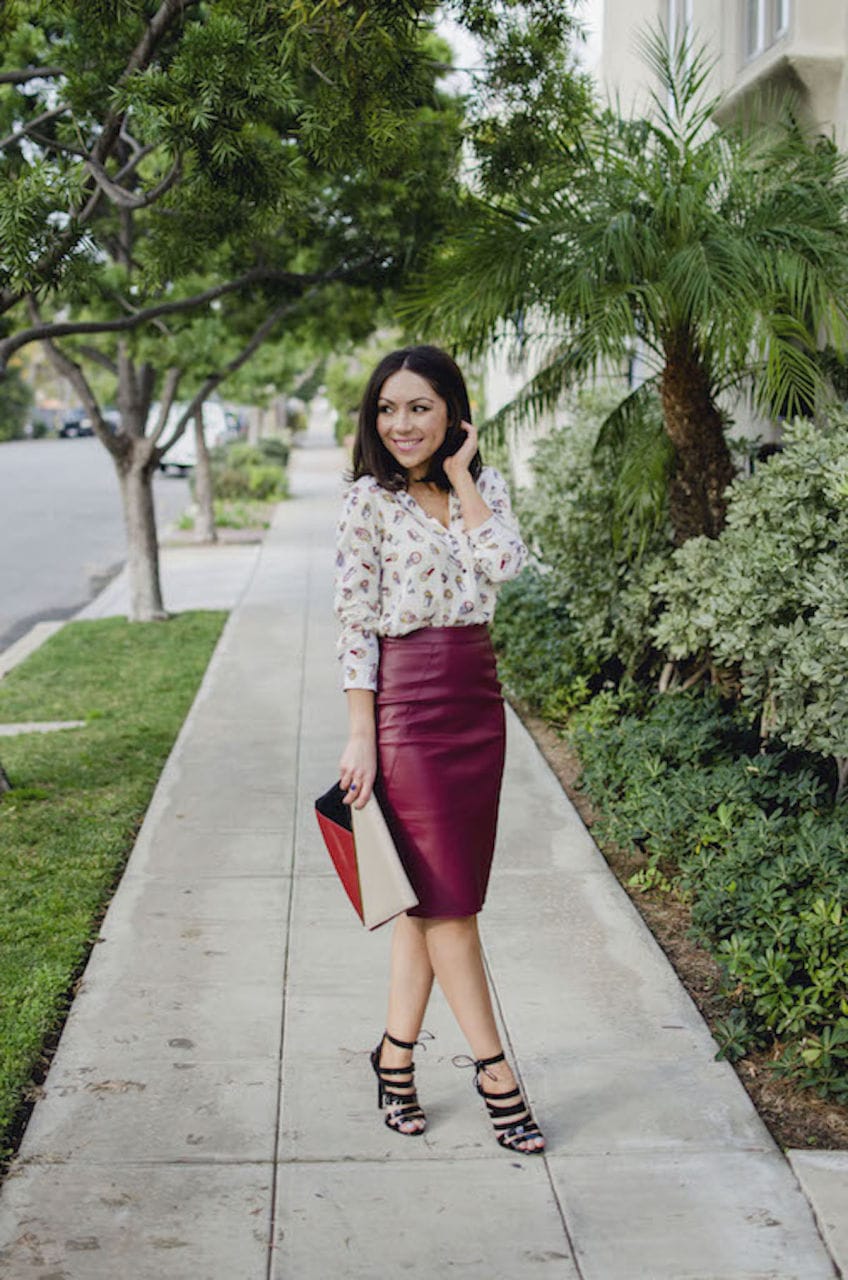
[
  {"x1": 668, "y1": 0, "x2": 694, "y2": 40},
  {"x1": 668, "y1": 0, "x2": 694, "y2": 77},
  {"x1": 745, "y1": 0, "x2": 790, "y2": 61},
  {"x1": 745, "y1": 0, "x2": 766, "y2": 58}
]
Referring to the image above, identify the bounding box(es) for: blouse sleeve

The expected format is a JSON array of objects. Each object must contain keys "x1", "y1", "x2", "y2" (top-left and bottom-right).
[
  {"x1": 464, "y1": 467, "x2": 528, "y2": 584},
  {"x1": 333, "y1": 481, "x2": 381, "y2": 692}
]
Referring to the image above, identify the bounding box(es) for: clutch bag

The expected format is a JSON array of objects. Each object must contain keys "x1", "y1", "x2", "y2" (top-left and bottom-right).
[{"x1": 314, "y1": 781, "x2": 419, "y2": 930}]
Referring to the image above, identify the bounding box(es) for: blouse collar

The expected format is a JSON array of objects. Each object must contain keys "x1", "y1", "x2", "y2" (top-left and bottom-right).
[{"x1": 396, "y1": 485, "x2": 459, "y2": 535}]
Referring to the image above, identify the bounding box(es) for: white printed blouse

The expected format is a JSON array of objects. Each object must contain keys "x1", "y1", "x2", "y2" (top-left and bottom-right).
[{"x1": 334, "y1": 465, "x2": 528, "y2": 691}]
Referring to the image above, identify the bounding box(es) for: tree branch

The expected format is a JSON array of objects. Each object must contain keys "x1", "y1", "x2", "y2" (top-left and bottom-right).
[
  {"x1": 157, "y1": 294, "x2": 311, "y2": 456},
  {"x1": 94, "y1": 0, "x2": 201, "y2": 166},
  {"x1": 0, "y1": 0, "x2": 201, "y2": 317},
  {"x1": 0, "y1": 104, "x2": 69, "y2": 152},
  {"x1": 78, "y1": 344, "x2": 119, "y2": 375},
  {"x1": 27, "y1": 298, "x2": 124, "y2": 459},
  {"x1": 0, "y1": 67, "x2": 65, "y2": 86},
  {"x1": 114, "y1": 141, "x2": 158, "y2": 182},
  {"x1": 84, "y1": 156, "x2": 182, "y2": 209},
  {"x1": 107, "y1": 286, "x2": 172, "y2": 336},
  {"x1": 148, "y1": 367, "x2": 183, "y2": 444},
  {"x1": 25, "y1": 130, "x2": 90, "y2": 159},
  {"x1": 0, "y1": 258, "x2": 373, "y2": 370}
]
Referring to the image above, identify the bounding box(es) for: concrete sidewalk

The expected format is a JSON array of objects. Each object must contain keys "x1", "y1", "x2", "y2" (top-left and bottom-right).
[{"x1": 0, "y1": 441, "x2": 844, "y2": 1278}]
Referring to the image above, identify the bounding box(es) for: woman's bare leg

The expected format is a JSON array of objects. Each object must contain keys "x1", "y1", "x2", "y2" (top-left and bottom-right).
[
  {"x1": 422, "y1": 915, "x2": 545, "y2": 1152},
  {"x1": 378, "y1": 913, "x2": 435, "y2": 1134},
  {"x1": 385, "y1": 913, "x2": 434, "y2": 1039}
]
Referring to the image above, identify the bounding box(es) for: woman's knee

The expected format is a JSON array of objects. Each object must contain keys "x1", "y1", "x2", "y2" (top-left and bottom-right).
[{"x1": 422, "y1": 914, "x2": 480, "y2": 947}]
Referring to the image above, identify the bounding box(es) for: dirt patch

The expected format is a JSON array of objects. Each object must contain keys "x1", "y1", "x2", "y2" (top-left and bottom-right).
[{"x1": 514, "y1": 700, "x2": 848, "y2": 1153}]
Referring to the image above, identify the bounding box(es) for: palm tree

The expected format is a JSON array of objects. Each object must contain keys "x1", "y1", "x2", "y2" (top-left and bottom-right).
[{"x1": 406, "y1": 28, "x2": 848, "y2": 542}]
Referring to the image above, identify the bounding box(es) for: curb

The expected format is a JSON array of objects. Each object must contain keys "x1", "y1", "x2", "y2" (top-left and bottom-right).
[
  {"x1": 0, "y1": 621, "x2": 66, "y2": 679},
  {"x1": 0, "y1": 514, "x2": 188, "y2": 680}
]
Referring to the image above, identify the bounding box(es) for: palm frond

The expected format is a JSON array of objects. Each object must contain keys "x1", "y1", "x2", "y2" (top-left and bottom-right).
[
  {"x1": 589, "y1": 378, "x2": 673, "y2": 556},
  {"x1": 398, "y1": 195, "x2": 557, "y2": 356},
  {"x1": 606, "y1": 400, "x2": 674, "y2": 559},
  {"x1": 479, "y1": 336, "x2": 603, "y2": 448},
  {"x1": 636, "y1": 22, "x2": 720, "y2": 140},
  {"x1": 592, "y1": 376, "x2": 661, "y2": 458},
  {"x1": 751, "y1": 311, "x2": 822, "y2": 419}
]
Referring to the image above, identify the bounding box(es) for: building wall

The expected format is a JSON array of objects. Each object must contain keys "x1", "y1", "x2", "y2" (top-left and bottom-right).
[
  {"x1": 602, "y1": 0, "x2": 848, "y2": 146},
  {"x1": 599, "y1": 0, "x2": 667, "y2": 114}
]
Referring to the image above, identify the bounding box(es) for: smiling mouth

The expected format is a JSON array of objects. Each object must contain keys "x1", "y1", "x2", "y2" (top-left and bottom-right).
[{"x1": 393, "y1": 437, "x2": 424, "y2": 449}]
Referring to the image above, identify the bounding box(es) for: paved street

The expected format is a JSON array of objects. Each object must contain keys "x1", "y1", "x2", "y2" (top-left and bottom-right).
[
  {"x1": 0, "y1": 438, "x2": 189, "y2": 651},
  {"x1": 0, "y1": 440, "x2": 843, "y2": 1278}
]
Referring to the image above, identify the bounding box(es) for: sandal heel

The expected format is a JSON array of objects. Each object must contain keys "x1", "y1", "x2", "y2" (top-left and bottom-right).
[
  {"x1": 370, "y1": 1030, "x2": 432, "y2": 1137},
  {"x1": 454, "y1": 1050, "x2": 545, "y2": 1154}
]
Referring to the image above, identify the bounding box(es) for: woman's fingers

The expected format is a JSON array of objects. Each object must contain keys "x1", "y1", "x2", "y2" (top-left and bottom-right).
[
  {"x1": 342, "y1": 783, "x2": 372, "y2": 808},
  {"x1": 339, "y1": 737, "x2": 377, "y2": 808},
  {"x1": 352, "y1": 779, "x2": 373, "y2": 809},
  {"x1": 340, "y1": 771, "x2": 375, "y2": 808}
]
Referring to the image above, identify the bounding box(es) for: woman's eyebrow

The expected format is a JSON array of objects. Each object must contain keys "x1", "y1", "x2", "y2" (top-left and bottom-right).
[{"x1": 378, "y1": 396, "x2": 433, "y2": 406}]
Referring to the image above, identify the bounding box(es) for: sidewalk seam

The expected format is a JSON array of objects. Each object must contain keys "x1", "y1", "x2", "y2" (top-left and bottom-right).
[
  {"x1": 265, "y1": 520, "x2": 313, "y2": 1280},
  {"x1": 482, "y1": 944, "x2": 586, "y2": 1278}
]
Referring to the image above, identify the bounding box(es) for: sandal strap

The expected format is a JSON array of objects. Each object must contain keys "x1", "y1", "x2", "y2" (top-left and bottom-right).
[
  {"x1": 492, "y1": 1112, "x2": 532, "y2": 1132},
  {"x1": 451, "y1": 1050, "x2": 507, "y2": 1084},
  {"x1": 479, "y1": 1085, "x2": 521, "y2": 1104},
  {"x1": 386, "y1": 1095, "x2": 422, "y2": 1116},
  {"x1": 383, "y1": 1086, "x2": 416, "y2": 1101},
  {"x1": 485, "y1": 1099, "x2": 529, "y2": 1122},
  {"x1": 499, "y1": 1121, "x2": 543, "y2": 1149},
  {"x1": 385, "y1": 1101, "x2": 426, "y2": 1132},
  {"x1": 384, "y1": 1029, "x2": 434, "y2": 1052},
  {"x1": 376, "y1": 1063, "x2": 416, "y2": 1078}
]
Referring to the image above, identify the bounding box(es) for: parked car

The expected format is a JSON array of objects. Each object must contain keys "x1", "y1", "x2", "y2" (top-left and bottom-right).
[
  {"x1": 57, "y1": 408, "x2": 121, "y2": 438},
  {"x1": 58, "y1": 410, "x2": 93, "y2": 438},
  {"x1": 152, "y1": 400, "x2": 232, "y2": 474}
]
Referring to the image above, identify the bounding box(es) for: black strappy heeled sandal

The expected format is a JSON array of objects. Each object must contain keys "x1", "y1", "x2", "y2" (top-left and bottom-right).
[
  {"x1": 455, "y1": 1051, "x2": 545, "y2": 1154},
  {"x1": 370, "y1": 1030, "x2": 432, "y2": 1136}
]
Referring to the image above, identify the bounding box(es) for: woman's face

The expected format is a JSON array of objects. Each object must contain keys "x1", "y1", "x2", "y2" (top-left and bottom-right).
[{"x1": 376, "y1": 368, "x2": 449, "y2": 481}]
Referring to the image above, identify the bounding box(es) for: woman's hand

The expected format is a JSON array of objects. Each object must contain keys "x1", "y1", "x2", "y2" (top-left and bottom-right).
[
  {"x1": 443, "y1": 419, "x2": 478, "y2": 486},
  {"x1": 339, "y1": 731, "x2": 377, "y2": 809}
]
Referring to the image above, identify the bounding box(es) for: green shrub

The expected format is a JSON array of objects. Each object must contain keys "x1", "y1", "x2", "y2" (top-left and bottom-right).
[
  {"x1": 491, "y1": 571, "x2": 592, "y2": 721},
  {"x1": 653, "y1": 416, "x2": 848, "y2": 797},
  {"x1": 569, "y1": 686, "x2": 848, "y2": 1100},
  {"x1": 199, "y1": 438, "x2": 288, "y2": 502},
  {"x1": 492, "y1": 396, "x2": 848, "y2": 1101},
  {"x1": 246, "y1": 463, "x2": 287, "y2": 501},
  {"x1": 255, "y1": 437, "x2": 289, "y2": 467},
  {"x1": 0, "y1": 366, "x2": 34, "y2": 441},
  {"x1": 515, "y1": 394, "x2": 676, "y2": 681}
]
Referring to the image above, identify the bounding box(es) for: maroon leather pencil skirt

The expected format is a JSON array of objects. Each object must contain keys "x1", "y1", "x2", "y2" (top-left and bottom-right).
[{"x1": 375, "y1": 624, "x2": 506, "y2": 918}]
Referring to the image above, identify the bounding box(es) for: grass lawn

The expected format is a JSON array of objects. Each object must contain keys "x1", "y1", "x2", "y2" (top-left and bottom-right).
[{"x1": 0, "y1": 611, "x2": 227, "y2": 1160}]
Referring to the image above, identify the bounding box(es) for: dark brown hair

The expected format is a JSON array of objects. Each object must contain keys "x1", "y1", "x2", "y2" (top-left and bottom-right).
[{"x1": 351, "y1": 345, "x2": 482, "y2": 492}]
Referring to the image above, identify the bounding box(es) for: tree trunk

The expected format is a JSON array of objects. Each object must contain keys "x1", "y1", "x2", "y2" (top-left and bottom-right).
[
  {"x1": 660, "y1": 334, "x2": 736, "y2": 542},
  {"x1": 116, "y1": 437, "x2": 168, "y2": 621},
  {"x1": 192, "y1": 407, "x2": 217, "y2": 544},
  {"x1": 0, "y1": 759, "x2": 12, "y2": 795}
]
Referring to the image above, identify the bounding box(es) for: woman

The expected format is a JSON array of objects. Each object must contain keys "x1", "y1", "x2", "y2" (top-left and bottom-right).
[{"x1": 334, "y1": 344, "x2": 545, "y2": 1154}]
